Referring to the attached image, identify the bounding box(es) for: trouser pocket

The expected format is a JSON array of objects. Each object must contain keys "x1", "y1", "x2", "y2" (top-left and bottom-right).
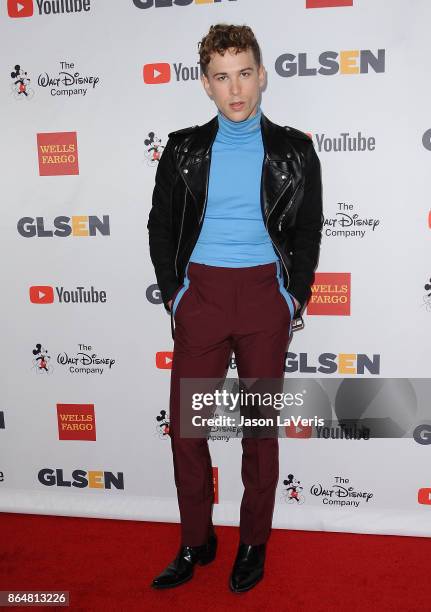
[
  {"x1": 275, "y1": 259, "x2": 294, "y2": 334},
  {"x1": 170, "y1": 262, "x2": 191, "y2": 340}
]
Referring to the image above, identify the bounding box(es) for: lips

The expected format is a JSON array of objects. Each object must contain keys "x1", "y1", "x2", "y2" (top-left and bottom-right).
[{"x1": 230, "y1": 101, "x2": 244, "y2": 109}]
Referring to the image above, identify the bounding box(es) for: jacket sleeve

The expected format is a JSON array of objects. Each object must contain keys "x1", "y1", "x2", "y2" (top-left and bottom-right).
[
  {"x1": 147, "y1": 137, "x2": 181, "y2": 312},
  {"x1": 287, "y1": 141, "x2": 324, "y2": 308}
]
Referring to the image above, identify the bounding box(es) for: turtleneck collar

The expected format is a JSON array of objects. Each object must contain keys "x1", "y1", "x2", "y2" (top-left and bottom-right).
[{"x1": 216, "y1": 105, "x2": 262, "y2": 141}]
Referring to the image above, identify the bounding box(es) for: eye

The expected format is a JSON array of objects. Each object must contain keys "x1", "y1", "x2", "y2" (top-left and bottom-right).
[
  {"x1": 217, "y1": 75, "x2": 226, "y2": 81},
  {"x1": 241, "y1": 71, "x2": 251, "y2": 77}
]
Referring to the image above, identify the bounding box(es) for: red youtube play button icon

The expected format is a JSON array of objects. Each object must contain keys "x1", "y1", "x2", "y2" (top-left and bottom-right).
[
  {"x1": 156, "y1": 351, "x2": 173, "y2": 369},
  {"x1": 8, "y1": 0, "x2": 34, "y2": 18},
  {"x1": 143, "y1": 62, "x2": 171, "y2": 84},
  {"x1": 29, "y1": 286, "x2": 54, "y2": 304},
  {"x1": 285, "y1": 424, "x2": 312, "y2": 438}
]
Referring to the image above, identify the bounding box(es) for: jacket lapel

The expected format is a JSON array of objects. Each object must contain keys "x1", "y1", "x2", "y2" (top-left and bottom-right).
[{"x1": 176, "y1": 111, "x2": 298, "y2": 223}]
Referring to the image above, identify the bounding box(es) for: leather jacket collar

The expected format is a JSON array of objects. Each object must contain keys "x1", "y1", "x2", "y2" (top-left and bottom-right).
[{"x1": 173, "y1": 111, "x2": 304, "y2": 225}]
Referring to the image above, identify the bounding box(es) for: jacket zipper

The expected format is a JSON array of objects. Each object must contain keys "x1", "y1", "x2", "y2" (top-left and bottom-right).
[
  {"x1": 171, "y1": 153, "x2": 211, "y2": 341},
  {"x1": 200, "y1": 152, "x2": 211, "y2": 224},
  {"x1": 261, "y1": 157, "x2": 293, "y2": 290},
  {"x1": 277, "y1": 181, "x2": 301, "y2": 232},
  {"x1": 174, "y1": 186, "x2": 188, "y2": 278}
]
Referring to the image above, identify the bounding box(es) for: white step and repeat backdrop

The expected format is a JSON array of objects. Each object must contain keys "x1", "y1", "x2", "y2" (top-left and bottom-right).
[{"x1": 1, "y1": 0, "x2": 430, "y2": 537}]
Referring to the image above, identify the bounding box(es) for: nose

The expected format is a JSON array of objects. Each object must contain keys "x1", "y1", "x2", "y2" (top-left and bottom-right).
[{"x1": 229, "y1": 75, "x2": 240, "y2": 96}]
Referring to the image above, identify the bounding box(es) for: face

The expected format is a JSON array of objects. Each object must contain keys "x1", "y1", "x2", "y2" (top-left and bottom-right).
[{"x1": 201, "y1": 47, "x2": 266, "y2": 122}]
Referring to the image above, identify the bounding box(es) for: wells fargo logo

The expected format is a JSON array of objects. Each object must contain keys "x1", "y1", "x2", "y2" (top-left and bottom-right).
[
  {"x1": 37, "y1": 131, "x2": 79, "y2": 176},
  {"x1": 57, "y1": 403, "x2": 96, "y2": 441},
  {"x1": 307, "y1": 272, "x2": 351, "y2": 315},
  {"x1": 306, "y1": 0, "x2": 353, "y2": 7},
  {"x1": 213, "y1": 466, "x2": 219, "y2": 504}
]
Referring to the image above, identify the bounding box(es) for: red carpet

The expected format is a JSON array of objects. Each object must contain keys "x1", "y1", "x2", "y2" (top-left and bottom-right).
[{"x1": 1, "y1": 512, "x2": 430, "y2": 611}]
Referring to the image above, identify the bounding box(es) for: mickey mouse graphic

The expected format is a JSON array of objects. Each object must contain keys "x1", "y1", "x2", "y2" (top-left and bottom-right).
[
  {"x1": 10, "y1": 65, "x2": 34, "y2": 100},
  {"x1": 282, "y1": 473, "x2": 305, "y2": 504},
  {"x1": 32, "y1": 343, "x2": 52, "y2": 374},
  {"x1": 422, "y1": 278, "x2": 431, "y2": 312},
  {"x1": 144, "y1": 131, "x2": 165, "y2": 166},
  {"x1": 156, "y1": 409, "x2": 170, "y2": 438}
]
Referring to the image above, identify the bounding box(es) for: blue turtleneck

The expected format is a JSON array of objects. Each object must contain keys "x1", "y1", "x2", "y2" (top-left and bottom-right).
[{"x1": 188, "y1": 104, "x2": 279, "y2": 268}]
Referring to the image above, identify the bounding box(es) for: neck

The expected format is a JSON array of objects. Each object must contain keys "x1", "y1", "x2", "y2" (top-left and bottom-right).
[{"x1": 216, "y1": 105, "x2": 262, "y2": 140}]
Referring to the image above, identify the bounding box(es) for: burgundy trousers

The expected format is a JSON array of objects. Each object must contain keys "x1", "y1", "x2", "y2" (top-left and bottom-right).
[{"x1": 168, "y1": 260, "x2": 294, "y2": 546}]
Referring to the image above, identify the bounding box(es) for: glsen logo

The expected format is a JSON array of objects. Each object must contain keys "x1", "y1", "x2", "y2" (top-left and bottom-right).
[
  {"x1": 0, "y1": 471, "x2": 4, "y2": 482},
  {"x1": 29, "y1": 285, "x2": 107, "y2": 304},
  {"x1": 18, "y1": 215, "x2": 110, "y2": 237},
  {"x1": 285, "y1": 353, "x2": 380, "y2": 374},
  {"x1": 8, "y1": 0, "x2": 33, "y2": 17},
  {"x1": 275, "y1": 49, "x2": 385, "y2": 77},
  {"x1": 146, "y1": 284, "x2": 162, "y2": 304},
  {"x1": 143, "y1": 62, "x2": 170, "y2": 84},
  {"x1": 418, "y1": 488, "x2": 431, "y2": 505},
  {"x1": 57, "y1": 403, "x2": 96, "y2": 441},
  {"x1": 307, "y1": 273, "x2": 351, "y2": 316},
  {"x1": 213, "y1": 466, "x2": 219, "y2": 504},
  {"x1": 306, "y1": 0, "x2": 353, "y2": 8},
  {"x1": 0, "y1": 412, "x2": 5, "y2": 429},
  {"x1": 133, "y1": 0, "x2": 236, "y2": 9},
  {"x1": 37, "y1": 468, "x2": 124, "y2": 489},
  {"x1": 30, "y1": 286, "x2": 54, "y2": 304},
  {"x1": 156, "y1": 351, "x2": 173, "y2": 369},
  {"x1": 413, "y1": 424, "x2": 431, "y2": 445},
  {"x1": 37, "y1": 132, "x2": 79, "y2": 176},
  {"x1": 8, "y1": 0, "x2": 91, "y2": 18},
  {"x1": 423, "y1": 129, "x2": 431, "y2": 151}
]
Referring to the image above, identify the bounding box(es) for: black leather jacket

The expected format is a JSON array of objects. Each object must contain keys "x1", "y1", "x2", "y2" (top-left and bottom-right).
[{"x1": 147, "y1": 111, "x2": 323, "y2": 335}]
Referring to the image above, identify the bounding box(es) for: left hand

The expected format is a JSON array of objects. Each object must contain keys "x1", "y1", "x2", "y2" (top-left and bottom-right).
[{"x1": 291, "y1": 295, "x2": 301, "y2": 314}]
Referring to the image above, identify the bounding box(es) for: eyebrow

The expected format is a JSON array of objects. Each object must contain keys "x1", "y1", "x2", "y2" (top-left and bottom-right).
[{"x1": 211, "y1": 66, "x2": 255, "y2": 77}]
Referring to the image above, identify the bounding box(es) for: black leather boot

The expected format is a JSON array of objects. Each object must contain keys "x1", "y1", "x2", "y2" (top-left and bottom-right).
[
  {"x1": 151, "y1": 532, "x2": 217, "y2": 589},
  {"x1": 229, "y1": 542, "x2": 266, "y2": 593}
]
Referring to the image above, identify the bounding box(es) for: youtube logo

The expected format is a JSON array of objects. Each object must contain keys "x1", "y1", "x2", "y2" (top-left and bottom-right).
[
  {"x1": 418, "y1": 488, "x2": 431, "y2": 505},
  {"x1": 30, "y1": 286, "x2": 54, "y2": 304},
  {"x1": 8, "y1": 0, "x2": 33, "y2": 17},
  {"x1": 285, "y1": 424, "x2": 312, "y2": 438},
  {"x1": 156, "y1": 351, "x2": 173, "y2": 369},
  {"x1": 143, "y1": 63, "x2": 170, "y2": 85}
]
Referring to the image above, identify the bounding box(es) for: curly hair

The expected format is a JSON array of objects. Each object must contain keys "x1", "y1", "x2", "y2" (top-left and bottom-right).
[{"x1": 198, "y1": 23, "x2": 262, "y2": 77}]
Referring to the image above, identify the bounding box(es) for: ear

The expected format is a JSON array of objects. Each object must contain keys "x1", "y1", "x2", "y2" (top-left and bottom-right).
[
  {"x1": 258, "y1": 63, "x2": 266, "y2": 88},
  {"x1": 201, "y1": 73, "x2": 212, "y2": 98}
]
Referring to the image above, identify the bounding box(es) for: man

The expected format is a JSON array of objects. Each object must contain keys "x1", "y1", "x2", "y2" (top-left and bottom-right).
[{"x1": 147, "y1": 23, "x2": 323, "y2": 593}]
